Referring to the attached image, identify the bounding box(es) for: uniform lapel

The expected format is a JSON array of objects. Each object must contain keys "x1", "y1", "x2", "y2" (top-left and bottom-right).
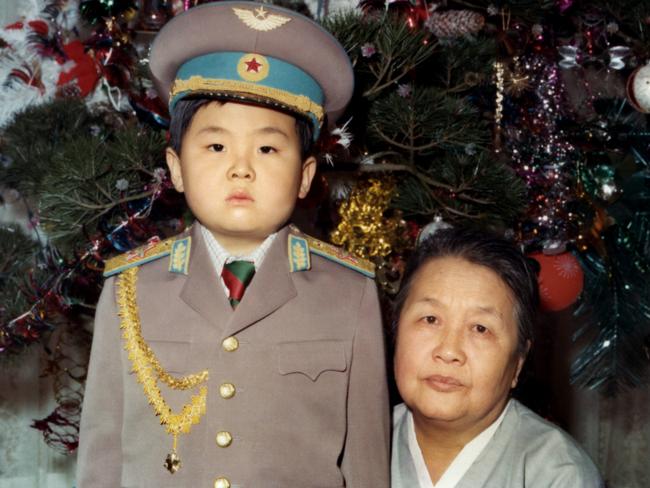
[
  {"x1": 180, "y1": 224, "x2": 232, "y2": 330},
  {"x1": 222, "y1": 226, "x2": 297, "y2": 338}
]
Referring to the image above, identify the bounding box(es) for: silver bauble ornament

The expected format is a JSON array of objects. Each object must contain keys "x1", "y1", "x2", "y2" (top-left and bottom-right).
[{"x1": 627, "y1": 63, "x2": 650, "y2": 113}]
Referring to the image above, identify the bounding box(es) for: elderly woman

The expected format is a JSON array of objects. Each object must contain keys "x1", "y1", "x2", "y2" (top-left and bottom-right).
[{"x1": 391, "y1": 227, "x2": 603, "y2": 487}]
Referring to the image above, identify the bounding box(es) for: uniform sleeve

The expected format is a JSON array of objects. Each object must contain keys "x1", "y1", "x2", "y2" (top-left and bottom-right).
[
  {"x1": 76, "y1": 277, "x2": 123, "y2": 487},
  {"x1": 341, "y1": 278, "x2": 391, "y2": 487}
]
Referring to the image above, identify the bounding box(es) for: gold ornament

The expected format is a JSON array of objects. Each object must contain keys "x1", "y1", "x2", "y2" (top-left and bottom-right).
[
  {"x1": 494, "y1": 60, "x2": 505, "y2": 150},
  {"x1": 117, "y1": 267, "x2": 209, "y2": 473},
  {"x1": 503, "y1": 56, "x2": 530, "y2": 97},
  {"x1": 330, "y1": 178, "x2": 403, "y2": 261}
]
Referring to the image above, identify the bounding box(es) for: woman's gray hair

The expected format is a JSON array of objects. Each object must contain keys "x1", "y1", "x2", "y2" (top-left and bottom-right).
[{"x1": 392, "y1": 226, "x2": 540, "y2": 357}]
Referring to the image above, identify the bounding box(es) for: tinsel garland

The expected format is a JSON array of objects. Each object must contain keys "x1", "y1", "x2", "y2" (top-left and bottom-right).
[
  {"x1": 330, "y1": 178, "x2": 403, "y2": 260},
  {"x1": 506, "y1": 54, "x2": 581, "y2": 251},
  {"x1": 30, "y1": 322, "x2": 91, "y2": 453}
]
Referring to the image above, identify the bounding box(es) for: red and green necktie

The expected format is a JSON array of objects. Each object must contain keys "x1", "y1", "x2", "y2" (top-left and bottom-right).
[{"x1": 221, "y1": 260, "x2": 256, "y2": 308}]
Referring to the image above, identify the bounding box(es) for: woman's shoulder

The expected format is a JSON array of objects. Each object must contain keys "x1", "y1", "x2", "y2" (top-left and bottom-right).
[
  {"x1": 503, "y1": 399, "x2": 603, "y2": 486},
  {"x1": 508, "y1": 400, "x2": 585, "y2": 449}
]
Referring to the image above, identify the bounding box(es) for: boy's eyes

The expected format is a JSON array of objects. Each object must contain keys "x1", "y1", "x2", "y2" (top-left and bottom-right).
[{"x1": 206, "y1": 144, "x2": 277, "y2": 153}]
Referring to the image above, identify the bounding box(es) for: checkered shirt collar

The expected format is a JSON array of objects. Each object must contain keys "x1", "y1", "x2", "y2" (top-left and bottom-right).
[{"x1": 199, "y1": 223, "x2": 277, "y2": 275}]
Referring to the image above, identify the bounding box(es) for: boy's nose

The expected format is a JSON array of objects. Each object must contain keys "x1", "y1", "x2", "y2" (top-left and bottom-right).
[{"x1": 228, "y1": 159, "x2": 255, "y2": 181}]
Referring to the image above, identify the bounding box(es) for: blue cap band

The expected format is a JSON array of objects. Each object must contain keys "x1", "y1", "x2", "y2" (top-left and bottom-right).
[{"x1": 170, "y1": 51, "x2": 325, "y2": 139}]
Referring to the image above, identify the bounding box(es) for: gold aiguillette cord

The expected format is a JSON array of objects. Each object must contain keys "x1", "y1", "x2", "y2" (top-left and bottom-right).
[{"x1": 117, "y1": 267, "x2": 209, "y2": 473}]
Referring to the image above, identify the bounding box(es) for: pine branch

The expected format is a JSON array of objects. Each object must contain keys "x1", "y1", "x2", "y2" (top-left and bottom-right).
[
  {"x1": 0, "y1": 100, "x2": 105, "y2": 197},
  {"x1": 368, "y1": 87, "x2": 489, "y2": 158},
  {"x1": 374, "y1": 152, "x2": 527, "y2": 223},
  {"x1": 426, "y1": 34, "x2": 497, "y2": 91},
  {"x1": 0, "y1": 228, "x2": 41, "y2": 326},
  {"x1": 32, "y1": 118, "x2": 166, "y2": 252},
  {"x1": 571, "y1": 217, "x2": 650, "y2": 393},
  {"x1": 324, "y1": 11, "x2": 437, "y2": 99},
  {"x1": 483, "y1": 0, "x2": 555, "y2": 23}
]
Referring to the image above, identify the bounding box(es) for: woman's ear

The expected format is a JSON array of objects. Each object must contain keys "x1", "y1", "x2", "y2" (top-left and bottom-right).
[
  {"x1": 511, "y1": 340, "x2": 531, "y2": 389},
  {"x1": 165, "y1": 147, "x2": 185, "y2": 193}
]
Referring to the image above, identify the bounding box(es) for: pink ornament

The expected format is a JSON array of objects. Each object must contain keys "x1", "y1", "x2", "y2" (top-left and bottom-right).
[{"x1": 361, "y1": 43, "x2": 376, "y2": 58}]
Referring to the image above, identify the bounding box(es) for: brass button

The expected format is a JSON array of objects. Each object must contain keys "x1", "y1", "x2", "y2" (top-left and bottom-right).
[
  {"x1": 222, "y1": 336, "x2": 239, "y2": 352},
  {"x1": 216, "y1": 431, "x2": 233, "y2": 448},
  {"x1": 219, "y1": 383, "x2": 236, "y2": 399},
  {"x1": 214, "y1": 477, "x2": 231, "y2": 488}
]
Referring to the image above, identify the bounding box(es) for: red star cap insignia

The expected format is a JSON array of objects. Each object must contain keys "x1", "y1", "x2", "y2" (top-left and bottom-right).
[{"x1": 245, "y1": 57, "x2": 262, "y2": 73}]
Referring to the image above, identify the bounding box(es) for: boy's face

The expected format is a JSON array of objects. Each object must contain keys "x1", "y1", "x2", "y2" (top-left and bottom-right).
[{"x1": 166, "y1": 101, "x2": 316, "y2": 254}]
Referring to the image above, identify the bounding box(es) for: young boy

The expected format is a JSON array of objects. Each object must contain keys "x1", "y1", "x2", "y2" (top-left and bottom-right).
[{"x1": 76, "y1": 2, "x2": 390, "y2": 487}]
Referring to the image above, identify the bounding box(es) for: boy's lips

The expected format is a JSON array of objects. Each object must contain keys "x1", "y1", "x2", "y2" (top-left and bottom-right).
[{"x1": 226, "y1": 190, "x2": 254, "y2": 203}]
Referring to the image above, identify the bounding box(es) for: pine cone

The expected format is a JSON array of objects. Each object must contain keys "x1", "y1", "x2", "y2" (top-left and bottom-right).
[{"x1": 427, "y1": 9, "x2": 485, "y2": 38}]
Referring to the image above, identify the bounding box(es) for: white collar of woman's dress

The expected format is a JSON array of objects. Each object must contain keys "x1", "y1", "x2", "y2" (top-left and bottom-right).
[{"x1": 406, "y1": 399, "x2": 512, "y2": 488}]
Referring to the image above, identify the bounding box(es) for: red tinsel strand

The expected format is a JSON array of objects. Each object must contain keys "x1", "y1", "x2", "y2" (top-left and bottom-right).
[{"x1": 32, "y1": 322, "x2": 91, "y2": 453}]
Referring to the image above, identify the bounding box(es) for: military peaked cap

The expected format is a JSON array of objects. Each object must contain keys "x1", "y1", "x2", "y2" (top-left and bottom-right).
[{"x1": 149, "y1": 1, "x2": 354, "y2": 139}]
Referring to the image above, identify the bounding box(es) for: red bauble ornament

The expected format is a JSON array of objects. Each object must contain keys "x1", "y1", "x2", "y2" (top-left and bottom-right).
[{"x1": 528, "y1": 251, "x2": 584, "y2": 311}]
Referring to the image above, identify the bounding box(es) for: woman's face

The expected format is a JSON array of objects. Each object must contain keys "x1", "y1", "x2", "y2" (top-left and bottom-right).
[{"x1": 394, "y1": 256, "x2": 526, "y2": 434}]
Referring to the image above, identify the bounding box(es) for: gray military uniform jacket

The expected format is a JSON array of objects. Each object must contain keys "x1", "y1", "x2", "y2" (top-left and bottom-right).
[
  {"x1": 392, "y1": 399, "x2": 603, "y2": 488},
  {"x1": 77, "y1": 224, "x2": 390, "y2": 488}
]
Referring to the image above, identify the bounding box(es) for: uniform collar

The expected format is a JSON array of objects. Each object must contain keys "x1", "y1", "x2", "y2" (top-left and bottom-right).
[{"x1": 179, "y1": 223, "x2": 297, "y2": 336}]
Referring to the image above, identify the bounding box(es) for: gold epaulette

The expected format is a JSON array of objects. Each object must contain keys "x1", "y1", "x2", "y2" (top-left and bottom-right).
[
  {"x1": 103, "y1": 235, "x2": 192, "y2": 277},
  {"x1": 287, "y1": 226, "x2": 375, "y2": 278}
]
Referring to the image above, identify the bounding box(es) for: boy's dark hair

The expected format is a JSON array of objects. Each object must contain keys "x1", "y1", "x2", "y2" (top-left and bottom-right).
[
  {"x1": 168, "y1": 98, "x2": 314, "y2": 159},
  {"x1": 392, "y1": 226, "x2": 539, "y2": 357}
]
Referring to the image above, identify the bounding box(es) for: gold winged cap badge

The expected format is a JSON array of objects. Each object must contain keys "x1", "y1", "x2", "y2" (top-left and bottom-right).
[{"x1": 232, "y1": 6, "x2": 292, "y2": 32}]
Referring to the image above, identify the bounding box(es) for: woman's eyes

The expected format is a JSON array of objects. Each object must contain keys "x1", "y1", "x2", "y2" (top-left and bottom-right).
[
  {"x1": 421, "y1": 315, "x2": 438, "y2": 325},
  {"x1": 419, "y1": 316, "x2": 490, "y2": 335}
]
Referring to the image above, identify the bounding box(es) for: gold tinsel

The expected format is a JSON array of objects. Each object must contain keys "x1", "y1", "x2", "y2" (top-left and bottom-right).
[{"x1": 330, "y1": 178, "x2": 403, "y2": 261}]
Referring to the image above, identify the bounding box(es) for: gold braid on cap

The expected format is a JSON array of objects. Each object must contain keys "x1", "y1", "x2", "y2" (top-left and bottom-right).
[
  {"x1": 170, "y1": 76, "x2": 324, "y2": 123},
  {"x1": 116, "y1": 267, "x2": 209, "y2": 474}
]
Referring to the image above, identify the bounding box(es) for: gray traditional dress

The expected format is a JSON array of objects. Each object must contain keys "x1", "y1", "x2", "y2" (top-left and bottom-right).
[{"x1": 392, "y1": 399, "x2": 604, "y2": 488}]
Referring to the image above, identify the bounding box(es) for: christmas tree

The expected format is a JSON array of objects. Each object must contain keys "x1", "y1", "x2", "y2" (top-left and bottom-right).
[
  {"x1": 1, "y1": 0, "x2": 649, "y2": 452},
  {"x1": 321, "y1": 0, "x2": 650, "y2": 396}
]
